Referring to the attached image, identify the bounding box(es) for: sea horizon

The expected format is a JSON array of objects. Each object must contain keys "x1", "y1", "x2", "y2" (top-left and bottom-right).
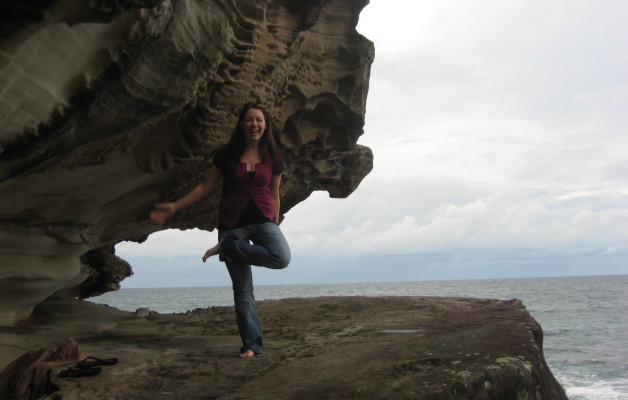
[{"x1": 117, "y1": 272, "x2": 626, "y2": 290}]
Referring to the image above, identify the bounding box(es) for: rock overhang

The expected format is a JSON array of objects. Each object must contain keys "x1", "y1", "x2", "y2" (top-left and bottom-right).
[{"x1": 0, "y1": 0, "x2": 374, "y2": 325}]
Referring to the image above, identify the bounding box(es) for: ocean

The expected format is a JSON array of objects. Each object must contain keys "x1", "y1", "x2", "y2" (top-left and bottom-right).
[{"x1": 91, "y1": 274, "x2": 628, "y2": 400}]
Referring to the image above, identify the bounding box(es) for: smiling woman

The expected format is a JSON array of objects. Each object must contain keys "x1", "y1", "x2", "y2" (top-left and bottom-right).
[
  {"x1": 241, "y1": 108, "x2": 266, "y2": 144},
  {"x1": 149, "y1": 102, "x2": 290, "y2": 358}
]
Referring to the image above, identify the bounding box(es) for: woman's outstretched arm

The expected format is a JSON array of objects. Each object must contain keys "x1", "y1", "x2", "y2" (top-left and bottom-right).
[{"x1": 150, "y1": 166, "x2": 223, "y2": 224}]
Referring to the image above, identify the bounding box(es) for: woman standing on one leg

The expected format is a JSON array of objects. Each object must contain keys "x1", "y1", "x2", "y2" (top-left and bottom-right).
[{"x1": 149, "y1": 103, "x2": 291, "y2": 358}]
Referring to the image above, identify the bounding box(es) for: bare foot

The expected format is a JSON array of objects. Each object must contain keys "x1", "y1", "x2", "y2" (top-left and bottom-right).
[
  {"x1": 202, "y1": 236, "x2": 225, "y2": 262},
  {"x1": 240, "y1": 350, "x2": 256, "y2": 358},
  {"x1": 202, "y1": 244, "x2": 220, "y2": 262}
]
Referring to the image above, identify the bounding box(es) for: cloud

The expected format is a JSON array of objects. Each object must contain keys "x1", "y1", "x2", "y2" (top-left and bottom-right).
[
  {"x1": 360, "y1": 0, "x2": 628, "y2": 138},
  {"x1": 601, "y1": 160, "x2": 628, "y2": 183},
  {"x1": 283, "y1": 182, "x2": 628, "y2": 258},
  {"x1": 116, "y1": 228, "x2": 213, "y2": 259}
]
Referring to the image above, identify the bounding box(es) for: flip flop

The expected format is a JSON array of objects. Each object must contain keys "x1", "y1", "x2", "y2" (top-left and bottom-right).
[
  {"x1": 59, "y1": 366, "x2": 102, "y2": 378},
  {"x1": 76, "y1": 357, "x2": 119, "y2": 368}
]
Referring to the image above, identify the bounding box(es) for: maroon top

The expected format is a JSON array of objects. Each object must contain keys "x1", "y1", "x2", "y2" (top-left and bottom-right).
[{"x1": 213, "y1": 146, "x2": 284, "y2": 229}]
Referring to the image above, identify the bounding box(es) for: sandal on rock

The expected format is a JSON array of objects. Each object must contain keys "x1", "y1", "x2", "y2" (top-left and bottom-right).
[
  {"x1": 59, "y1": 366, "x2": 102, "y2": 378},
  {"x1": 76, "y1": 357, "x2": 119, "y2": 368}
]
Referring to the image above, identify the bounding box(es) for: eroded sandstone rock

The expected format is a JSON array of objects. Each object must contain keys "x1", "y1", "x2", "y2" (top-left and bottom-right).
[{"x1": 0, "y1": 0, "x2": 374, "y2": 324}]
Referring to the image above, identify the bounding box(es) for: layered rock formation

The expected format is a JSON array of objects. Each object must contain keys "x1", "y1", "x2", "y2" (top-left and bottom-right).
[{"x1": 0, "y1": 0, "x2": 374, "y2": 325}]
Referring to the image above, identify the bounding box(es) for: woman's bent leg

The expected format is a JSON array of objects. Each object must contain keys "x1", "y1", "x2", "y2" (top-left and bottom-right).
[
  {"x1": 226, "y1": 261, "x2": 263, "y2": 355},
  {"x1": 251, "y1": 222, "x2": 291, "y2": 269},
  {"x1": 220, "y1": 223, "x2": 290, "y2": 269}
]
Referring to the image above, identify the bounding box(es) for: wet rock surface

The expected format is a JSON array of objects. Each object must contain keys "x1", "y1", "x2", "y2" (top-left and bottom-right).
[{"x1": 0, "y1": 296, "x2": 568, "y2": 399}]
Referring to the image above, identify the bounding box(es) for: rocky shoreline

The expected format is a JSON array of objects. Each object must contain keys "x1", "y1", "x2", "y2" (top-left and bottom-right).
[{"x1": 0, "y1": 296, "x2": 567, "y2": 399}]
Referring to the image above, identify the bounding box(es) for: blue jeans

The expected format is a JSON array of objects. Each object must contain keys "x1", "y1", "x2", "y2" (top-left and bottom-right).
[{"x1": 219, "y1": 222, "x2": 291, "y2": 354}]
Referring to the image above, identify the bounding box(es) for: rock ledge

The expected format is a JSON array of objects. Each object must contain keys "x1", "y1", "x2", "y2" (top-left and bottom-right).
[{"x1": 0, "y1": 296, "x2": 568, "y2": 399}]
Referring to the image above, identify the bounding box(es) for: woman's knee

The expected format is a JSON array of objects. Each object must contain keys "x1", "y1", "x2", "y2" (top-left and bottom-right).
[{"x1": 269, "y1": 249, "x2": 291, "y2": 269}]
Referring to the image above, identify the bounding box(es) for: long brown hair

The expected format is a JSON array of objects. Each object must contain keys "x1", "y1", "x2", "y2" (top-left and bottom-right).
[{"x1": 223, "y1": 103, "x2": 280, "y2": 174}]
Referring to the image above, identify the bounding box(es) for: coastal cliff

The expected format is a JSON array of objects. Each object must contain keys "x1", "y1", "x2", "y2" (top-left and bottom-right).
[
  {"x1": 0, "y1": 296, "x2": 568, "y2": 399},
  {"x1": 0, "y1": 0, "x2": 373, "y2": 325}
]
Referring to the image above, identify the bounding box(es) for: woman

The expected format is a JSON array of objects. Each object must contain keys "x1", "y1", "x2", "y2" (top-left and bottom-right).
[{"x1": 149, "y1": 103, "x2": 291, "y2": 358}]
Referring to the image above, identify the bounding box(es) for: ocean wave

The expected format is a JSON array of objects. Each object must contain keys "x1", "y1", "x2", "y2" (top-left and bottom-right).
[{"x1": 559, "y1": 372, "x2": 628, "y2": 400}]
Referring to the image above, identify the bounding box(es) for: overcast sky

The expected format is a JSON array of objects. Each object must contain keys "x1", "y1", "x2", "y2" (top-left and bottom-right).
[{"x1": 116, "y1": 0, "x2": 628, "y2": 288}]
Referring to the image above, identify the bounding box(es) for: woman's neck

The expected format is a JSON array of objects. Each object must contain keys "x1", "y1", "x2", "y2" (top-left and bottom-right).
[{"x1": 244, "y1": 141, "x2": 260, "y2": 154}]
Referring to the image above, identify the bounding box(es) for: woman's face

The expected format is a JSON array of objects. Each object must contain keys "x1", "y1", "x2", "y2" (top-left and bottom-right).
[{"x1": 240, "y1": 108, "x2": 266, "y2": 143}]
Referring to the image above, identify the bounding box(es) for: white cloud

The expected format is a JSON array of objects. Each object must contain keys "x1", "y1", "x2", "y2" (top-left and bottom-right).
[
  {"x1": 116, "y1": 228, "x2": 213, "y2": 259},
  {"x1": 283, "y1": 186, "x2": 628, "y2": 258},
  {"x1": 360, "y1": 0, "x2": 628, "y2": 145}
]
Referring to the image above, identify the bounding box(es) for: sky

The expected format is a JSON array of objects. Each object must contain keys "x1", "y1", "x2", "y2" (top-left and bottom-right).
[{"x1": 116, "y1": 0, "x2": 628, "y2": 288}]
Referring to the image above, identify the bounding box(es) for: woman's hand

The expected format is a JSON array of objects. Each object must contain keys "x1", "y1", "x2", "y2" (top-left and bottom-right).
[{"x1": 150, "y1": 203, "x2": 176, "y2": 225}]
